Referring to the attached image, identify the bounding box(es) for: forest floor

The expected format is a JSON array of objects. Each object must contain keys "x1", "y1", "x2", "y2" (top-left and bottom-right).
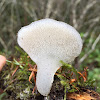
[{"x1": 0, "y1": 76, "x2": 100, "y2": 100}]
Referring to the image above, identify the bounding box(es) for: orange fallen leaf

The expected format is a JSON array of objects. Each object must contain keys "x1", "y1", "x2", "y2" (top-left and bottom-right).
[{"x1": 67, "y1": 92, "x2": 95, "y2": 100}]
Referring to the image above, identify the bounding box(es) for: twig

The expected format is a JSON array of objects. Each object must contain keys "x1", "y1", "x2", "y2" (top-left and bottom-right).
[
  {"x1": 82, "y1": 17, "x2": 100, "y2": 43},
  {"x1": 72, "y1": 0, "x2": 81, "y2": 29},
  {"x1": 12, "y1": 66, "x2": 19, "y2": 77},
  {"x1": 79, "y1": 34, "x2": 100, "y2": 63},
  {"x1": 78, "y1": 0, "x2": 97, "y2": 30},
  {"x1": 0, "y1": 37, "x2": 8, "y2": 51},
  {"x1": 45, "y1": 0, "x2": 54, "y2": 18},
  {"x1": 23, "y1": 2, "x2": 38, "y2": 21},
  {"x1": 79, "y1": 0, "x2": 97, "y2": 21}
]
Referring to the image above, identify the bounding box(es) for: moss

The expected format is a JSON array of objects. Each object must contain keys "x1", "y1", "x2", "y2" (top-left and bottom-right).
[{"x1": 0, "y1": 47, "x2": 98, "y2": 99}]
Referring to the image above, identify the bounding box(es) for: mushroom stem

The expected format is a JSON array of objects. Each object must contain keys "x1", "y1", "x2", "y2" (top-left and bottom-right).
[
  {"x1": 36, "y1": 59, "x2": 60, "y2": 96},
  {"x1": 44, "y1": 96, "x2": 50, "y2": 100}
]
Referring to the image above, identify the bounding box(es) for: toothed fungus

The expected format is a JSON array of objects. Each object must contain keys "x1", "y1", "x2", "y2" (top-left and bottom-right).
[{"x1": 17, "y1": 19, "x2": 82, "y2": 96}]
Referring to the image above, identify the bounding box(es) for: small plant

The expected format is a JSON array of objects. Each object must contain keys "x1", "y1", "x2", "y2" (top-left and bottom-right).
[
  {"x1": 56, "y1": 60, "x2": 96, "y2": 100},
  {"x1": 88, "y1": 68, "x2": 100, "y2": 92},
  {"x1": 1, "y1": 46, "x2": 99, "y2": 99},
  {"x1": 0, "y1": 47, "x2": 36, "y2": 99},
  {"x1": 0, "y1": 55, "x2": 99, "y2": 99}
]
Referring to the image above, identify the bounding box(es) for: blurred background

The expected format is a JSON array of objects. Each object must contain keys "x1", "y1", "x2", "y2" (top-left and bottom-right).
[{"x1": 0, "y1": 0, "x2": 100, "y2": 94}]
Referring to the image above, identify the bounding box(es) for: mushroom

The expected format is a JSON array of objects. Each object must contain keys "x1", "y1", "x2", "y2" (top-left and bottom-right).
[{"x1": 17, "y1": 18, "x2": 82, "y2": 96}]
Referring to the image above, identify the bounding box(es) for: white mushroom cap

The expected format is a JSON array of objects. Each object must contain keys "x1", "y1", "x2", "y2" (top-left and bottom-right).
[{"x1": 17, "y1": 18, "x2": 82, "y2": 96}]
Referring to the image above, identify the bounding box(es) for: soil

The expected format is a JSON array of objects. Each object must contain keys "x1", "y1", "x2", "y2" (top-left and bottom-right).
[
  {"x1": 0, "y1": 76, "x2": 100, "y2": 100},
  {"x1": 0, "y1": 65, "x2": 100, "y2": 100}
]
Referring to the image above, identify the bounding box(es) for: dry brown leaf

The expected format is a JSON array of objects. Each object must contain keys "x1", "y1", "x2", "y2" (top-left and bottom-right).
[{"x1": 66, "y1": 90, "x2": 100, "y2": 100}]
